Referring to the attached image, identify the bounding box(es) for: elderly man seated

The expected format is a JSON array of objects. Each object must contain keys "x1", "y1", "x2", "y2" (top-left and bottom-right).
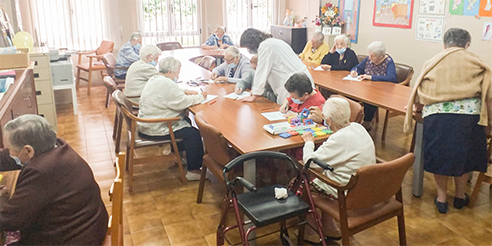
[
  {"x1": 301, "y1": 97, "x2": 375, "y2": 243},
  {"x1": 298, "y1": 32, "x2": 330, "y2": 66},
  {"x1": 201, "y1": 26, "x2": 234, "y2": 50},
  {"x1": 0, "y1": 115, "x2": 108, "y2": 245},
  {"x1": 138, "y1": 57, "x2": 208, "y2": 181},
  {"x1": 124, "y1": 45, "x2": 162, "y2": 103},
  {"x1": 234, "y1": 55, "x2": 276, "y2": 102},
  {"x1": 211, "y1": 46, "x2": 252, "y2": 83},
  {"x1": 115, "y1": 32, "x2": 143, "y2": 79}
]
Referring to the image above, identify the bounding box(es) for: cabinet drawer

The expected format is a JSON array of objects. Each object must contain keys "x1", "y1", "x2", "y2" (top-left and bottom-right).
[
  {"x1": 37, "y1": 104, "x2": 57, "y2": 129},
  {"x1": 32, "y1": 67, "x2": 51, "y2": 81},
  {"x1": 30, "y1": 55, "x2": 50, "y2": 69},
  {"x1": 34, "y1": 80, "x2": 54, "y2": 105},
  {"x1": 11, "y1": 94, "x2": 36, "y2": 119}
]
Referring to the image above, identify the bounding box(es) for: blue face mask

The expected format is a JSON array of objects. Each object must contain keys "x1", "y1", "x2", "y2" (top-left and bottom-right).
[
  {"x1": 173, "y1": 77, "x2": 178, "y2": 83},
  {"x1": 291, "y1": 97, "x2": 303, "y2": 105},
  {"x1": 149, "y1": 60, "x2": 157, "y2": 66},
  {"x1": 336, "y1": 47, "x2": 346, "y2": 55},
  {"x1": 228, "y1": 63, "x2": 237, "y2": 69},
  {"x1": 9, "y1": 149, "x2": 25, "y2": 167},
  {"x1": 134, "y1": 43, "x2": 142, "y2": 51}
]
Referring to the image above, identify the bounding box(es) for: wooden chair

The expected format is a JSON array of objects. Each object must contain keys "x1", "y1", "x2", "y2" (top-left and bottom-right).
[
  {"x1": 356, "y1": 54, "x2": 367, "y2": 63},
  {"x1": 102, "y1": 152, "x2": 125, "y2": 246},
  {"x1": 194, "y1": 114, "x2": 237, "y2": 203},
  {"x1": 156, "y1": 41, "x2": 183, "y2": 51},
  {"x1": 112, "y1": 90, "x2": 187, "y2": 191},
  {"x1": 197, "y1": 56, "x2": 216, "y2": 71},
  {"x1": 100, "y1": 53, "x2": 129, "y2": 86},
  {"x1": 76, "y1": 40, "x2": 114, "y2": 95},
  {"x1": 329, "y1": 95, "x2": 364, "y2": 123},
  {"x1": 381, "y1": 63, "x2": 414, "y2": 141},
  {"x1": 469, "y1": 137, "x2": 492, "y2": 207},
  {"x1": 308, "y1": 153, "x2": 414, "y2": 245}
]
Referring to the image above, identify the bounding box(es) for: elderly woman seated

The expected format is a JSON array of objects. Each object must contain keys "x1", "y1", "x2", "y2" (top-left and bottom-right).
[
  {"x1": 138, "y1": 56, "x2": 208, "y2": 181},
  {"x1": 301, "y1": 97, "x2": 376, "y2": 243},
  {"x1": 0, "y1": 115, "x2": 108, "y2": 245},
  {"x1": 320, "y1": 35, "x2": 358, "y2": 71},
  {"x1": 350, "y1": 41, "x2": 397, "y2": 130}
]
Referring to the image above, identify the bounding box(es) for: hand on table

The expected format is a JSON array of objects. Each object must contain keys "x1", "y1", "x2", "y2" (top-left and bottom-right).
[
  {"x1": 219, "y1": 44, "x2": 229, "y2": 49},
  {"x1": 201, "y1": 91, "x2": 208, "y2": 99},
  {"x1": 213, "y1": 76, "x2": 228, "y2": 83},
  {"x1": 302, "y1": 132, "x2": 314, "y2": 142},
  {"x1": 211, "y1": 72, "x2": 219, "y2": 80},
  {"x1": 321, "y1": 65, "x2": 331, "y2": 71},
  {"x1": 350, "y1": 70, "x2": 358, "y2": 77},
  {"x1": 308, "y1": 106, "x2": 324, "y2": 124},
  {"x1": 185, "y1": 90, "x2": 199, "y2": 95},
  {"x1": 358, "y1": 74, "x2": 372, "y2": 80},
  {"x1": 239, "y1": 95, "x2": 258, "y2": 102},
  {"x1": 235, "y1": 87, "x2": 243, "y2": 94},
  {"x1": 279, "y1": 102, "x2": 289, "y2": 113}
]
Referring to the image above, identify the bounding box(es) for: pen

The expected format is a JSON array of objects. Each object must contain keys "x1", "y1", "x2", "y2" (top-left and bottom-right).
[
  {"x1": 260, "y1": 106, "x2": 275, "y2": 111},
  {"x1": 200, "y1": 88, "x2": 203, "y2": 92},
  {"x1": 209, "y1": 100, "x2": 217, "y2": 105}
]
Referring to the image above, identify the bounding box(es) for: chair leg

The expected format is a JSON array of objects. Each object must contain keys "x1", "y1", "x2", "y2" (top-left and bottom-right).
[
  {"x1": 175, "y1": 154, "x2": 188, "y2": 185},
  {"x1": 105, "y1": 90, "x2": 110, "y2": 108},
  {"x1": 115, "y1": 113, "x2": 123, "y2": 154},
  {"x1": 112, "y1": 110, "x2": 118, "y2": 140},
  {"x1": 76, "y1": 68, "x2": 81, "y2": 90},
  {"x1": 469, "y1": 172, "x2": 486, "y2": 207},
  {"x1": 341, "y1": 233, "x2": 350, "y2": 246},
  {"x1": 297, "y1": 216, "x2": 306, "y2": 246},
  {"x1": 127, "y1": 147, "x2": 134, "y2": 192},
  {"x1": 87, "y1": 69, "x2": 92, "y2": 95},
  {"x1": 382, "y1": 110, "x2": 390, "y2": 141},
  {"x1": 397, "y1": 212, "x2": 407, "y2": 246},
  {"x1": 217, "y1": 194, "x2": 231, "y2": 246},
  {"x1": 375, "y1": 108, "x2": 379, "y2": 123},
  {"x1": 196, "y1": 165, "x2": 208, "y2": 203}
]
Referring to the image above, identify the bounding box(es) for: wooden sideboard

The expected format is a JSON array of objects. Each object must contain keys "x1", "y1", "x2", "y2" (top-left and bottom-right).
[{"x1": 0, "y1": 69, "x2": 38, "y2": 148}]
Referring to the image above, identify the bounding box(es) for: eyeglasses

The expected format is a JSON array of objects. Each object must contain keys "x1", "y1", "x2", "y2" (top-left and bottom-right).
[{"x1": 224, "y1": 56, "x2": 237, "y2": 64}]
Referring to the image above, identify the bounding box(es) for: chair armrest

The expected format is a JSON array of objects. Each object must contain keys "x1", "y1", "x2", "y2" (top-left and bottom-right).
[
  {"x1": 112, "y1": 66, "x2": 129, "y2": 70},
  {"x1": 299, "y1": 160, "x2": 356, "y2": 191},
  {"x1": 376, "y1": 157, "x2": 386, "y2": 163},
  {"x1": 76, "y1": 50, "x2": 96, "y2": 55},
  {"x1": 136, "y1": 116, "x2": 180, "y2": 123},
  {"x1": 87, "y1": 54, "x2": 104, "y2": 59}
]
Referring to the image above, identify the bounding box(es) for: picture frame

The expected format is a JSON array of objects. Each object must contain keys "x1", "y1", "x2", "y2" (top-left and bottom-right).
[{"x1": 373, "y1": 0, "x2": 414, "y2": 29}]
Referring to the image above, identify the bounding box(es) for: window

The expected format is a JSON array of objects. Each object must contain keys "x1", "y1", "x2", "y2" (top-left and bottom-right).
[
  {"x1": 224, "y1": 0, "x2": 273, "y2": 42},
  {"x1": 28, "y1": 0, "x2": 108, "y2": 51},
  {"x1": 137, "y1": 0, "x2": 201, "y2": 46}
]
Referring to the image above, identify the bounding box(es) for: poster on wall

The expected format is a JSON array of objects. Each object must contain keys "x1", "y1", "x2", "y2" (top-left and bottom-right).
[
  {"x1": 416, "y1": 16, "x2": 445, "y2": 42},
  {"x1": 479, "y1": 0, "x2": 492, "y2": 17},
  {"x1": 373, "y1": 0, "x2": 415, "y2": 28},
  {"x1": 463, "y1": 0, "x2": 480, "y2": 16},
  {"x1": 339, "y1": 0, "x2": 361, "y2": 43},
  {"x1": 419, "y1": 0, "x2": 446, "y2": 14},
  {"x1": 483, "y1": 22, "x2": 492, "y2": 40},
  {"x1": 449, "y1": 0, "x2": 464, "y2": 15}
]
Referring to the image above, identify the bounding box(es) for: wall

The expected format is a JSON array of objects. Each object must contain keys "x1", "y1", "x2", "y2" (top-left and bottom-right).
[
  {"x1": 288, "y1": 0, "x2": 492, "y2": 86},
  {"x1": 285, "y1": 0, "x2": 319, "y2": 37}
]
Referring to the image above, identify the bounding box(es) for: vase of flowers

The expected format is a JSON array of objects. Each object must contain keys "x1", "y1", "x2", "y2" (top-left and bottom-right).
[
  {"x1": 319, "y1": 3, "x2": 346, "y2": 34},
  {"x1": 313, "y1": 15, "x2": 322, "y2": 32}
]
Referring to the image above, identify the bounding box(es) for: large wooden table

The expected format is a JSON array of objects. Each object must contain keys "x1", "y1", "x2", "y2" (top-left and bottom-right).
[{"x1": 161, "y1": 48, "x2": 425, "y2": 198}]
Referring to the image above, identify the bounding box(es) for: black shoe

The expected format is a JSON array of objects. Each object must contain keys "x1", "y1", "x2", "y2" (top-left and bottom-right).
[
  {"x1": 453, "y1": 193, "x2": 469, "y2": 209},
  {"x1": 324, "y1": 235, "x2": 342, "y2": 241},
  {"x1": 434, "y1": 198, "x2": 448, "y2": 214}
]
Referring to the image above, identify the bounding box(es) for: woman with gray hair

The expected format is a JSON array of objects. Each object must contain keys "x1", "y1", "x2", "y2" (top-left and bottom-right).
[
  {"x1": 124, "y1": 44, "x2": 162, "y2": 102},
  {"x1": 0, "y1": 115, "x2": 108, "y2": 245},
  {"x1": 404, "y1": 28, "x2": 492, "y2": 214},
  {"x1": 320, "y1": 35, "x2": 358, "y2": 71},
  {"x1": 350, "y1": 41, "x2": 397, "y2": 130},
  {"x1": 301, "y1": 97, "x2": 375, "y2": 243},
  {"x1": 138, "y1": 57, "x2": 208, "y2": 181},
  {"x1": 115, "y1": 32, "x2": 143, "y2": 79}
]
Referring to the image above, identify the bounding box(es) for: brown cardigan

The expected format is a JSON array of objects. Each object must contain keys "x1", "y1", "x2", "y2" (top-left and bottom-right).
[{"x1": 0, "y1": 138, "x2": 108, "y2": 245}]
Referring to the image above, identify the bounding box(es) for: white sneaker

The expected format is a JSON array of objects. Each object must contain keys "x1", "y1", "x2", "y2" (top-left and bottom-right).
[
  {"x1": 162, "y1": 144, "x2": 172, "y2": 155},
  {"x1": 185, "y1": 169, "x2": 211, "y2": 181}
]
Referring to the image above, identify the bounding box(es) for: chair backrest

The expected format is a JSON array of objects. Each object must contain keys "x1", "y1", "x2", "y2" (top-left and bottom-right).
[
  {"x1": 101, "y1": 53, "x2": 118, "y2": 77},
  {"x1": 329, "y1": 95, "x2": 364, "y2": 123},
  {"x1": 112, "y1": 90, "x2": 135, "y2": 129},
  {"x1": 394, "y1": 63, "x2": 414, "y2": 86},
  {"x1": 103, "y1": 76, "x2": 120, "y2": 94},
  {"x1": 194, "y1": 114, "x2": 233, "y2": 166},
  {"x1": 156, "y1": 42, "x2": 183, "y2": 51},
  {"x1": 357, "y1": 54, "x2": 367, "y2": 64},
  {"x1": 197, "y1": 56, "x2": 217, "y2": 71},
  {"x1": 345, "y1": 153, "x2": 414, "y2": 210},
  {"x1": 96, "y1": 40, "x2": 115, "y2": 55},
  {"x1": 108, "y1": 152, "x2": 125, "y2": 246}
]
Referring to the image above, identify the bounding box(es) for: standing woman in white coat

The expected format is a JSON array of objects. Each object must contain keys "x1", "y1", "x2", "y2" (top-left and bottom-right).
[{"x1": 239, "y1": 28, "x2": 315, "y2": 104}]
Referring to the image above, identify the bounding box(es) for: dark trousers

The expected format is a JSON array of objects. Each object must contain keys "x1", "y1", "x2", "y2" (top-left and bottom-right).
[
  {"x1": 363, "y1": 103, "x2": 377, "y2": 122},
  {"x1": 139, "y1": 127, "x2": 204, "y2": 171},
  {"x1": 115, "y1": 74, "x2": 126, "y2": 79}
]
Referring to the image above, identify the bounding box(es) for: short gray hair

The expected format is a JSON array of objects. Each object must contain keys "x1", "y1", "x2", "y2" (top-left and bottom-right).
[
  {"x1": 4, "y1": 114, "x2": 57, "y2": 155},
  {"x1": 367, "y1": 41, "x2": 386, "y2": 57},
  {"x1": 334, "y1": 35, "x2": 349, "y2": 45},
  {"x1": 215, "y1": 26, "x2": 225, "y2": 33},
  {"x1": 159, "y1": 56, "x2": 181, "y2": 74},
  {"x1": 225, "y1": 46, "x2": 240, "y2": 58},
  {"x1": 322, "y1": 97, "x2": 350, "y2": 129},
  {"x1": 443, "y1": 28, "x2": 471, "y2": 48},
  {"x1": 312, "y1": 32, "x2": 324, "y2": 42},
  {"x1": 140, "y1": 45, "x2": 162, "y2": 59},
  {"x1": 129, "y1": 32, "x2": 142, "y2": 41}
]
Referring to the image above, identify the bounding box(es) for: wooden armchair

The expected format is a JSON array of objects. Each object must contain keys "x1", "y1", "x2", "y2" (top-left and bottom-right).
[
  {"x1": 329, "y1": 95, "x2": 364, "y2": 123},
  {"x1": 156, "y1": 41, "x2": 183, "y2": 51},
  {"x1": 356, "y1": 55, "x2": 367, "y2": 63},
  {"x1": 197, "y1": 56, "x2": 216, "y2": 71},
  {"x1": 306, "y1": 153, "x2": 414, "y2": 245},
  {"x1": 469, "y1": 136, "x2": 492, "y2": 207},
  {"x1": 112, "y1": 90, "x2": 186, "y2": 191},
  {"x1": 76, "y1": 40, "x2": 114, "y2": 95},
  {"x1": 100, "y1": 53, "x2": 129, "y2": 86},
  {"x1": 194, "y1": 114, "x2": 237, "y2": 203},
  {"x1": 102, "y1": 152, "x2": 125, "y2": 246}
]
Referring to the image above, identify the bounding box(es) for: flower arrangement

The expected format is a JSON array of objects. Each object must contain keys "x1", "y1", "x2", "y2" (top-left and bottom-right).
[{"x1": 318, "y1": 3, "x2": 346, "y2": 27}]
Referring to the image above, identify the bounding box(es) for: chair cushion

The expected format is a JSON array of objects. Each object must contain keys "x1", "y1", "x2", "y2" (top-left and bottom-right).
[
  {"x1": 237, "y1": 185, "x2": 310, "y2": 227},
  {"x1": 132, "y1": 131, "x2": 182, "y2": 149},
  {"x1": 312, "y1": 194, "x2": 403, "y2": 230},
  {"x1": 76, "y1": 62, "x2": 106, "y2": 71}
]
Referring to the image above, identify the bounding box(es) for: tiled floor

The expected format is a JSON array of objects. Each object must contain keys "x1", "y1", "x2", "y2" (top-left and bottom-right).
[{"x1": 56, "y1": 86, "x2": 492, "y2": 246}]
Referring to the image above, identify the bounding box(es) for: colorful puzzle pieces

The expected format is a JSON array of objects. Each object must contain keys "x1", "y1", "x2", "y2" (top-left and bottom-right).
[{"x1": 279, "y1": 126, "x2": 332, "y2": 139}]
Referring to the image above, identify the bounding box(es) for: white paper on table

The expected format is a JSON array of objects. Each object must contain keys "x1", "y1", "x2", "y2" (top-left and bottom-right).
[
  {"x1": 199, "y1": 79, "x2": 214, "y2": 83},
  {"x1": 224, "y1": 91, "x2": 250, "y2": 100},
  {"x1": 343, "y1": 75, "x2": 362, "y2": 81},
  {"x1": 313, "y1": 66, "x2": 325, "y2": 71},
  {"x1": 201, "y1": 95, "x2": 218, "y2": 104},
  {"x1": 261, "y1": 111, "x2": 287, "y2": 121}
]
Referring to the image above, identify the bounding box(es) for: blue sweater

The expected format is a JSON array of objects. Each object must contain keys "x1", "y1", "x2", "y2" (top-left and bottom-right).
[{"x1": 351, "y1": 55, "x2": 397, "y2": 83}]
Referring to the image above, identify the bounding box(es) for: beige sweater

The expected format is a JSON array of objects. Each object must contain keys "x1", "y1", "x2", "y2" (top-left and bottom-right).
[{"x1": 404, "y1": 47, "x2": 492, "y2": 133}]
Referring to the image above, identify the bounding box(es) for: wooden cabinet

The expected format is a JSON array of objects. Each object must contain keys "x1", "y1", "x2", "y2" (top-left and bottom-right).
[
  {"x1": 29, "y1": 48, "x2": 57, "y2": 130},
  {"x1": 0, "y1": 69, "x2": 37, "y2": 148},
  {"x1": 271, "y1": 25, "x2": 307, "y2": 54}
]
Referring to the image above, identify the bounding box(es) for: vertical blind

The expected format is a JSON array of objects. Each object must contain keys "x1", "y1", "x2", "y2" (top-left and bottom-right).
[
  {"x1": 28, "y1": 0, "x2": 107, "y2": 51},
  {"x1": 224, "y1": 0, "x2": 273, "y2": 43}
]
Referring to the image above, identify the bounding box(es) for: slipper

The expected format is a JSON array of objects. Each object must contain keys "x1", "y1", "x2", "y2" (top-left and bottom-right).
[{"x1": 324, "y1": 235, "x2": 342, "y2": 241}]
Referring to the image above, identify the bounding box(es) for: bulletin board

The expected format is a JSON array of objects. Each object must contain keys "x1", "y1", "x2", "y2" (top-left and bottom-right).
[{"x1": 339, "y1": 0, "x2": 361, "y2": 43}]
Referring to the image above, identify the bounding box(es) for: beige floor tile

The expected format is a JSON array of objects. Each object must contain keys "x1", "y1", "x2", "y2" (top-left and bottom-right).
[
  {"x1": 131, "y1": 227, "x2": 171, "y2": 246},
  {"x1": 164, "y1": 221, "x2": 203, "y2": 244}
]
